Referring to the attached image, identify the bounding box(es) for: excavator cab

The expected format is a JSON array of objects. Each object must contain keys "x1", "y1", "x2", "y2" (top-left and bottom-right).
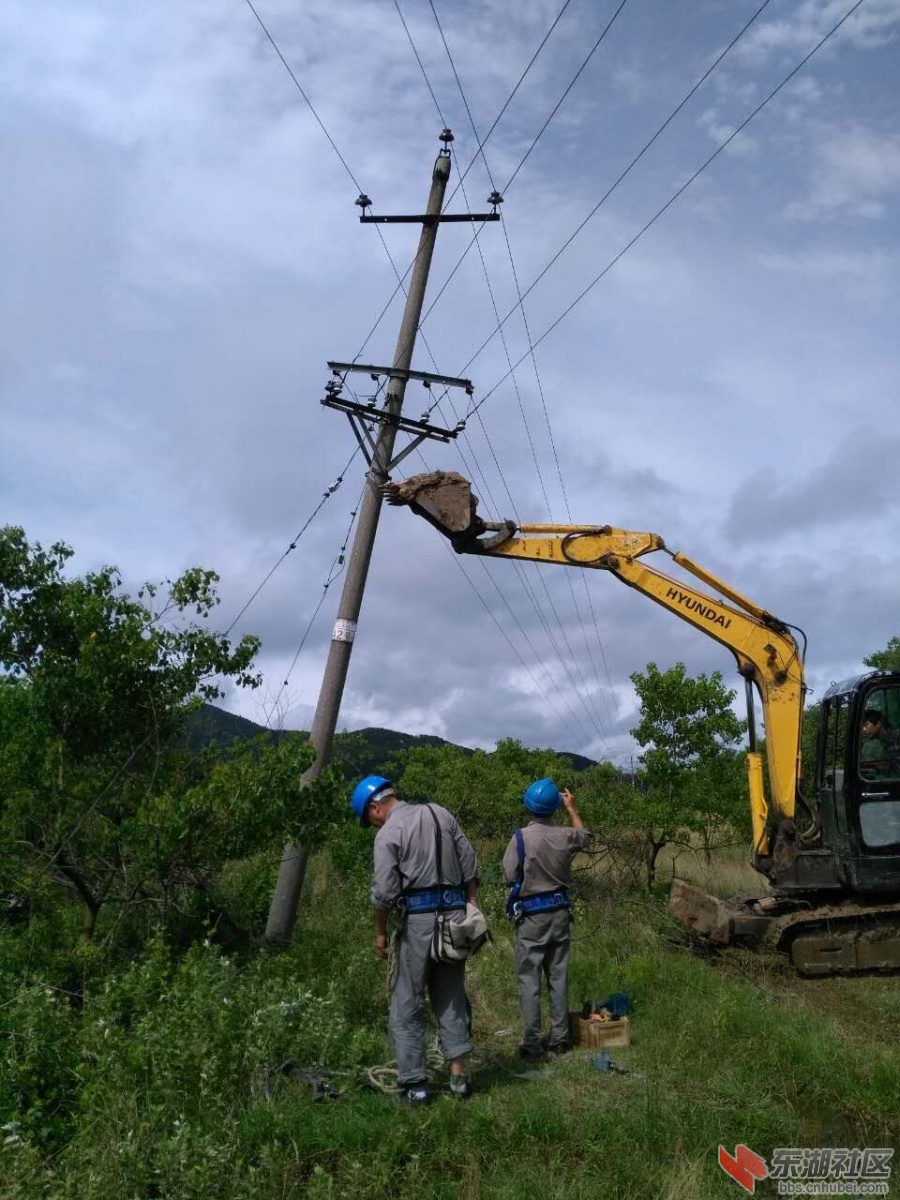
[{"x1": 818, "y1": 672, "x2": 900, "y2": 893}]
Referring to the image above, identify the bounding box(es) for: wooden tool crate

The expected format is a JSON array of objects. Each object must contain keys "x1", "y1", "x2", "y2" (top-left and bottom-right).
[{"x1": 569, "y1": 1013, "x2": 631, "y2": 1048}]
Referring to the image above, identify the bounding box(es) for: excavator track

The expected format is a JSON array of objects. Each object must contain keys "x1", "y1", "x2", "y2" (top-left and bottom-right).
[{"x1": 772, "y1": 901, "x2": 900, "y2": 977}]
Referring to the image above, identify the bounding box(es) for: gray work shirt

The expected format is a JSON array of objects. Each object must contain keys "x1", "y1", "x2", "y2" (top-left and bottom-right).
[
  {"x1": 371, "y1": 801, "x2": 479, "y2": 909},
  {"x1": 501, "y1": 818, "x2": 592, "y2": 897}
]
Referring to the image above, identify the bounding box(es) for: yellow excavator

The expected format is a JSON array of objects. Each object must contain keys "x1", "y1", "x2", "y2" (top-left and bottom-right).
[{"x1": 385, "y1": 471, "x2": 900, "y2": 975}]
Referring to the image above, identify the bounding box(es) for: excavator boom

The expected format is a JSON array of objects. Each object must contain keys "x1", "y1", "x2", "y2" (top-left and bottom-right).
[{"x1": 385, "y1": 471, "x2": 805, "y2": 866}]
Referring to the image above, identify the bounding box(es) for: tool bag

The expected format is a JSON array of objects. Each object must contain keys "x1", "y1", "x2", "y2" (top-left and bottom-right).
[{"x1": 425, "y1": 805, "x2": 489, "y2": 963}]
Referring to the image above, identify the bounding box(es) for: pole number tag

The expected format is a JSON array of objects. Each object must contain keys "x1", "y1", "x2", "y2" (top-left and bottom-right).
[{"x1": 332, "y1": 619, "x2": 357, "y2": 644}]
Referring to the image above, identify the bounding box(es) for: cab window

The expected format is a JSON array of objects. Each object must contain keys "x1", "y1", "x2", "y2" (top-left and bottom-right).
[{"x1": 857, "y1": 686, "x2": 900, "y2": 783}]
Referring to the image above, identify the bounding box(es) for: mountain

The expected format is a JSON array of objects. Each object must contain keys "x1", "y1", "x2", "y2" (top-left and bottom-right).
[{"x1": 184, "y1": 704, "x2": 598, "y2": 776}]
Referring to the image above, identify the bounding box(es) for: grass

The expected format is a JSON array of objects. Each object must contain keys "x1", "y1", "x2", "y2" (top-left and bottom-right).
[{"x1": 2, "y1": 854, "x2": 899, "y2": 1199}]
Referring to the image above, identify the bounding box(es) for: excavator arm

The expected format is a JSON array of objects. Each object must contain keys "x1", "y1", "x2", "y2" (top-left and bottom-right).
[{"x1": 385, "y1": 471, "x2": 806, "y2": 866}]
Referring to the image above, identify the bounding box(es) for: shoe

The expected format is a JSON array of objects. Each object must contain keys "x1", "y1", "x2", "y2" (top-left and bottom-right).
[
  {"x1": 517, "y1": 1045, "x2": 542, "y2": 1061},
  {"x1": 402, "y1": 1084, "x2": 429, "y2": 1105},
  {"x1": 548, "y1": 1041, "x2": 571, "y2": 1056},
  {"x1": 449, "y1": 1076, "x2": 472, "y2": 1101}
]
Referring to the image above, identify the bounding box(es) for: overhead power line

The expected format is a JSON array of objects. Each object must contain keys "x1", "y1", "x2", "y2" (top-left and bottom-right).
[
  {"x1": 277, "y1": 489, "x2": 363, "y2": 693},
  {"x1": 503, "y1": 0, "x2": 630, "y2": 194},
  {"x1": 428, "y1": 0, "x2": 615, "y2": 743},
  {"x1": 421, "y1": 0, "x2": 632, "y2": 328},
  {"x1": 466, "y1": 0, "x2": 869, "y2": 417},
  {"x1": 241, "y1": 0, "x2": 364, "y2": 193},
  {"x1": 446, "y1": 0, "x2": 576, "y2": 203},
  {"x1": 451, "y1": 0, "x2": 775, "y2": 375},
  {"x1": 224, "y1": 447, "x2": 361, "y2": 636},
  {"x1": 392, "y1": 3, "x2": 611, "y2": 749}
]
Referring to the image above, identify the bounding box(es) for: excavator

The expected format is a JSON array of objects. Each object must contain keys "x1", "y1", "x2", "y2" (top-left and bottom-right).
[{"x1": 384, "y1": 470, "x2": 900, "y2": 976}]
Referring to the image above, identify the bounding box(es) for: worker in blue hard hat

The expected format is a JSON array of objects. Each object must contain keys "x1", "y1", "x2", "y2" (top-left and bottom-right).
[
  {"x1": 502, "y1": 778, "x2": 592, "y2": 1059},
  {"x1": 350, "y1": 774, "x2": 480, "y2": 1104}
]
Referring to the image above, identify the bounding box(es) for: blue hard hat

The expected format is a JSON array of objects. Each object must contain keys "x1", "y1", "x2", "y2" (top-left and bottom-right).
[
  {"x1": 523, "y1": 777, "x2": 561, "y2": 815},
  {"x1": 350, "y1": 775, "x2": 394, "y2": 825}
]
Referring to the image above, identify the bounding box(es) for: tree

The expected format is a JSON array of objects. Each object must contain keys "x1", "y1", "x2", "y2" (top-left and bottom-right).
[
  {"x1": 391, "y1": 738, "x2": 577, "y2": 837},
  {"x1": 864, "y1": 637, "x2": 900, "y2": 672},
  {"x1": 629, "y1": 662, "x2": 746, "y2": 885},
  {"x1": 0, "y1": 526, "x2": 341, "y2": 944}
]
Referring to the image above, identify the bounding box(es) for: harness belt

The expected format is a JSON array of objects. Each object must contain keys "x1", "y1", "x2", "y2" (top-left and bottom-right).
[
  {"x1": 512, "y1": 889, "x2": 570, "y2": 918},
  {"x1": 401, "y1": 887, "x2": 466, "y2": 913}
]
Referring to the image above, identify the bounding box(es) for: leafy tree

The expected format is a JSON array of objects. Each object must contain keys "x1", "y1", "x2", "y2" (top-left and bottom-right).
[
  {"x1": 864, "y1": 637, "x2": 900, "y2": 672},
  {"x1": 629, "y1": 662, "x2": 747, "y2": 885},
  {"x1": 0, "y1": 526, "x2": 340, "y2": 944},
  {"x1": 391, "y1": 738, "x2": 577, "y2": 837}
]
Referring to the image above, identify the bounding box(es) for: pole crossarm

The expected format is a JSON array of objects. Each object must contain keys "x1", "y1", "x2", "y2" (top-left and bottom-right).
[
  {"x1": 327, "y1": 362, "x2": 474, "y2": 395},
  {"x1": 359, "y1": 212, "x2": 500, "y2": 224}
]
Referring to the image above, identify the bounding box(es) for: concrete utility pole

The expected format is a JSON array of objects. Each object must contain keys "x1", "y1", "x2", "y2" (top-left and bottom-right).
[{"x1": 266, "y1": 133, "x2": 491, "y2": 944}]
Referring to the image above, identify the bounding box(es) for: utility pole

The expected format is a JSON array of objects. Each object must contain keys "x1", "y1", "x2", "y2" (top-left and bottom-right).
[{"x1": 265, "y1": 131, "x2": 501, "y2": 944}]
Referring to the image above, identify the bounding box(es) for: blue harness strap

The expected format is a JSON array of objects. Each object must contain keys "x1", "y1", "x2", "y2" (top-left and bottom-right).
[
  {"x1": 402, "y1": 887, "x2": 466, "y2": 913},
  {"x1": 516, "y1": 889, "x2": 570, "y2": 915},
  {"x1": 506, "y1": 829, "x2": 526, "y2": 921}
]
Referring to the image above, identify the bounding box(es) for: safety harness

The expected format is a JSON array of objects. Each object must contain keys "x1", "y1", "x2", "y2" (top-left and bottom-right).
[
  {"x1": 506, "y1": 827, "x2": 571, "y2": 921},
  {"x1": 398, "y1": 806, "x2": 466, "y2": 914}
]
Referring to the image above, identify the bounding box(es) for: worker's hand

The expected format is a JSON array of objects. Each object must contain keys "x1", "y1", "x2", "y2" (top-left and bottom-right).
[
  {"x1": 375, "y1": 933, "x2": 389, "y2": 959},
  {"x1": 561, "y1": 788, "x2": 576, "y2": 809}
]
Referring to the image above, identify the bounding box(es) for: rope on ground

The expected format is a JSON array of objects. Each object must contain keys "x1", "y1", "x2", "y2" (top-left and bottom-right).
[{"x1": 364, "y1": 1042, "x2": 448, "y2": 1094}]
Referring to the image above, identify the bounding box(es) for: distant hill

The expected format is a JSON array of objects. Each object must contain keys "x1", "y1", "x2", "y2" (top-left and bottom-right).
[
  {"x1": 180, "y1": 704, "x2": 304, "y2": 751},
  {"x1": 184, "y1": 704, "x2": 598, "y2": 777}
]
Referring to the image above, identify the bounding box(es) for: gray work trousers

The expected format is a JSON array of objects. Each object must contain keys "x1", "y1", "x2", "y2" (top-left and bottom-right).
[
  {"x1": 390, "y1": 911, "x2": 472, "y2": 1086},
  {"x1": 514, "y1": 908, "x2": 572, "y2": 1052}
]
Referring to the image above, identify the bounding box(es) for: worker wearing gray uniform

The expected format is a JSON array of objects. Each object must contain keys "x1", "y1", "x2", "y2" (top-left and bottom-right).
[
  {"x1": 350, "y1": 775, "x2": 480, "y2": 1103},
  {"x1": 502, "y1": 779, "x2": 592, "y2": 1058}
]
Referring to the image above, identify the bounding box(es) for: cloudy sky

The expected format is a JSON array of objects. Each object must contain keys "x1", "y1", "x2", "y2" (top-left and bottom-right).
[{"x1": 3, "y1": 0, "x2": 899, "y2": 764}]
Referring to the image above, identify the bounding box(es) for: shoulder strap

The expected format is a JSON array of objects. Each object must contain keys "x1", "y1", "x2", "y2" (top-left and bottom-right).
[
  {"x1": 514, "y1": 828, "x2": 525, "y2": 876},
  {"x1": 506, "y1": 829, "x2": 526, "y2": 920},
  {"x1": 425, "y1": 803, "x2": 444, "y2": 887}
]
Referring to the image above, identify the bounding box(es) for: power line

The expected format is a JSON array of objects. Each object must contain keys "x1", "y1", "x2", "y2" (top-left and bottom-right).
[
  {"x1": 466, "y1": 0, "x2": 869, "y2": 418},
  {"x1": 224, "y1": 447, "x2": 360, "y2": 637},
  {"x1": 240, "y1": 0, "x2": 364, "y2": 194},
  {"x1": 428, "y1": 1, "x2": 614, "y2": 744},
  {"x1": 395, "y1": 6, "x2": 609, "y2": 748},
  {"x1": 420, "y1": 0, "x2": 631, "y2": 329},
  {"x1": 404, "y1": 451, "x2": 596, "y2": 748},
  {"x1": 454, "y1": 0, "x2": 776, "y2": 377},
  {"x1": 273, "y1": 488, "x2": 364, "y2": 708},
  {"x1": 236, "y1": 2, "x2": 596, "y2": 753},
  {"x1": 503, "y1": 0, "x2": 630, "y2": 194},
  {"x1": 444, "y1": 0, "x2": 576, "y2": 204}
]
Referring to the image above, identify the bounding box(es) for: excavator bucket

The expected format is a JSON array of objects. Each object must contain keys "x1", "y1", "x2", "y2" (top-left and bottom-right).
[{"x1": 383, "y1": 471, "x2": 481, "y2": 540}]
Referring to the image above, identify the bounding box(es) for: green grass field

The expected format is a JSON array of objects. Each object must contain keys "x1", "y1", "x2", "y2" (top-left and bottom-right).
[{"x1": 3, "y1": 849, "x2": 899, "y2": 1199}]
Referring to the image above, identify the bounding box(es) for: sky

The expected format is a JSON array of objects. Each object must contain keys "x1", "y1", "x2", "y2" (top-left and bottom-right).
[{"x1": 3, "y1": 0, "x2": 899, "y2": 766}]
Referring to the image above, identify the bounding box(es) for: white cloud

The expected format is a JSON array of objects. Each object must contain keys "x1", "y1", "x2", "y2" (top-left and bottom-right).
[
  {"x1": 736, "y1": 0, "x2": 900, "y2": 64},
  {"x1": 2, "y1": 0, "x2": 899, "y2": 762},
  {"x1": 784, "y1": 124, "x2": 900, "y2": 219}
]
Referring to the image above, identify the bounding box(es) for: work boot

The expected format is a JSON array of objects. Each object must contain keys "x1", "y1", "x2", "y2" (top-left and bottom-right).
[
  {"x1": 449, "y1": 1075, "x2": 472, "y2": 1101},
  {"x1": 402, "y1": 1083, "x2": 429, "y2": 1106},
  {"x1": 548, "y1": 1041, "x2": 571, "y2": 1057},
  {"x1": 517, "y1": 1044, "x2": 542, "y2": 1062}
]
